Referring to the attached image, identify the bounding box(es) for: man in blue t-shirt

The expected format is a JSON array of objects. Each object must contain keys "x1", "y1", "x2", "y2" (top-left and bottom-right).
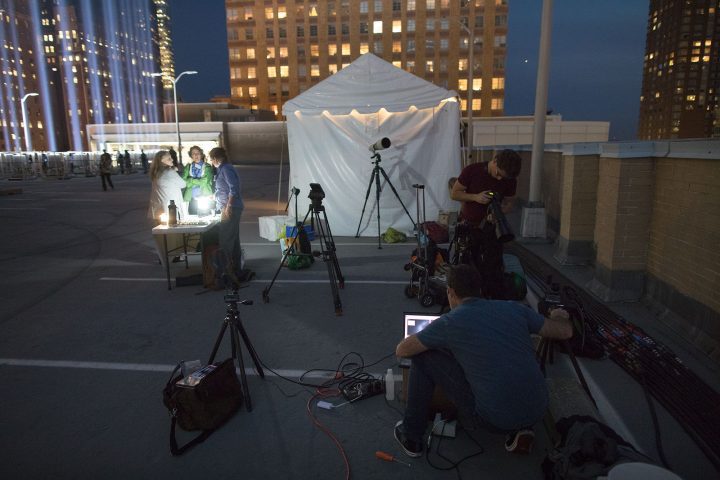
[{"x1": 394, "y1": 264, "x2": 572, "y2": 458}]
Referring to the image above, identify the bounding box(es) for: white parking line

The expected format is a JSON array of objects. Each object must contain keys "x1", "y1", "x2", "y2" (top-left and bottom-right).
[{"x1": 0, "y1": 358, "x2": 363, "y2": 378}]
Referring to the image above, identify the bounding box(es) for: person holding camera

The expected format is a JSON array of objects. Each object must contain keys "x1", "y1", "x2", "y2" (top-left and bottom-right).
[
  {"x1": 208, "y1": 147, "x2": 244, "y2": 285},
  {"x1": 394, "y1": 264, "x2": 572, "y2": 458},
  {"x1": 450, "y1": 149, "x2": 522, "y2": 299}
]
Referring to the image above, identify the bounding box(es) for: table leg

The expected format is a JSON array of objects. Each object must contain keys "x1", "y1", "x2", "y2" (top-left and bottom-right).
[
  {"x1": 163, "y1": 234, "x2": 171, "y2": 290},
  {"x1": 183, "y1": 233, "x2": 189, "y2": 269}
]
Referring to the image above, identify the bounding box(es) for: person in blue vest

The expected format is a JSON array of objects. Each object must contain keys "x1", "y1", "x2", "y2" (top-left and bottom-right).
[{"x1": 208, "y1": 147, "x2": 244, "y2": 285}]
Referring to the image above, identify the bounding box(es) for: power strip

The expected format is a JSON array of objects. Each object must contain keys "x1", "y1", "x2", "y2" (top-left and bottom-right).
[{"x1": 340, "y1": 379, "x2": 384, "y2": 402}]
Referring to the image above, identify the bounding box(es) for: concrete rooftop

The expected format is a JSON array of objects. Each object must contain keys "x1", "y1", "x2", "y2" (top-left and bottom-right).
[{"x1": 0, "y1": 164, "x2": 718, "y2": 479}]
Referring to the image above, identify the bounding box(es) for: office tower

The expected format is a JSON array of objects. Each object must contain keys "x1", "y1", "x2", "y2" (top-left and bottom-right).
[
  {"x1": 0, "y1": 0, "x2": 170, "y2": 152},
  {"x1": 638, "y1": 0, "x2": 719, "y2": 139},
  {"x1": 225, "y1": 0, "x2": 509, "y2": 118}
]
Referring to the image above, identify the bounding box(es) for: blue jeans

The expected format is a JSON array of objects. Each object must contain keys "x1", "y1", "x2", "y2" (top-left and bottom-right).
[{"x1": 402, "y1": 350, "x2": 505, "y2": 442}]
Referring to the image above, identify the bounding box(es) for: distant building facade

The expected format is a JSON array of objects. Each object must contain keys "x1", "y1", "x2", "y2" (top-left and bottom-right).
[
  {"x1": 225, "y1": 0, "x2": 509, "y2": 118},
  {"x1": 0, "y1": 0, "x2": 172, "y2": 152},
  {"x1": 638, "y1": 0, "x2": 720, "y2": 139}
]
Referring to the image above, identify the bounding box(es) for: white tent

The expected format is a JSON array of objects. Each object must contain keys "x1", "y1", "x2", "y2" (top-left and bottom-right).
[{"x1": 282, "y1": 53, "x2": 461, "y2": 237}]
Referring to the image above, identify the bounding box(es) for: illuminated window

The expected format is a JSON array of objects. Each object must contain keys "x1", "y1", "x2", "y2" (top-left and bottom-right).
[
  {"x1": 247, "y1": 48, "x2": 255, "y2": 59},
  {"x1": 329, "y1": 64, "x2": 337, "y2": 74},
  {"x1": 686, "y1": 94, "x2": 696, "y2": 101},
  {"x1": 360, "y1": 42, "x2": 369, "y2": 54},
  {"x1": 329, "y1": 44, "x2": 337, "y2": 55},
  {"x1": 392, "y1": 21, "x2": 402, "y2": 33},
  {"x1": 230, "y1": 67, "x2": 241, "y2": 79},
  {"x1": 691, "y1": 56, "x2": 700, "y2": 62},
  {"x1": 473, "y1": 78, "x2": 481, "y2": 90},
  {"x1": 249, "y1": 86, "x2": 257, "y2": 96},
  {"x1": 492, "y1": 77, "x2": 504, "y2": 89},
  {"x1": 311, "y1": 65, "x2": 319, "y2": 76},
  {"x1": 426, "y1": 60, "x2": 434, "y2": 72},
  {"x1": 458, "y1": 59, "x2": 468, "y2": 70},
  {"x1": 342, "y1": 43, "x2": 351, "y2": 55},
  {"x1": 244, "y1": 7, "x2": 253, "y2": 20},
  {"x1": 311, "y1": 45, "x2": 319, "y2": 56},
  {"x1": 278, "y1": 6, "x2": 286, "y2": 19},
  {"x1": 703, "y1": 55, "x2": 710, "y2": 62},
  {"x1": 491, "y1": 98, "x2": 502, "y2": 110},
  {"x1": 427, "y1": 0, "x2": 435, "y2": 9},
  {"x1": 458, "y1": 79, "x2": 467, "y2": 90},
  {"x1": 373, "y1": 21, "x2": 383, "y2": 34},
  {"x1": 247, "y1": 67, "x2": 256, "y2": 79},
  {"x1": 393, "y1": 61, "x2": 401, "y2": 68},
  {"x1": 280, "y1": 66, "x2": 289, "y2": 77},
  {"x1": 265, "y1": 7, "x2": 274, "y2": 19},
  {"x1": 268, "y1": 66, "x2": 277, "y2": 78},
  {"x1": 267, "y1": 47, "x2": 275, "y2": 59},
  {"x1": 393, "y1": 41, "x2": 401, "y2": 53},
  {"x1": 408, "y1": 0, "x2": 416, "y2": 10},
  {"x1": 280, "y1": 47, "x2": 288, "y2": 58}
]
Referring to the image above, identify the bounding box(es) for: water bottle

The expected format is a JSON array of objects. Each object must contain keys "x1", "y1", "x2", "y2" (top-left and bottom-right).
[
  {"x1": 168, "y1": 200, "x2": 178, "y2": 225},
  {"x1": 385, "y1": 368, "x2": 395, "y2": 401}
]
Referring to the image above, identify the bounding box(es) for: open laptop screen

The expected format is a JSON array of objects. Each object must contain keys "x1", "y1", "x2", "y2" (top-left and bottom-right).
[{"x1": 403, "y1": 312, "x2": 440, "y2": 339}]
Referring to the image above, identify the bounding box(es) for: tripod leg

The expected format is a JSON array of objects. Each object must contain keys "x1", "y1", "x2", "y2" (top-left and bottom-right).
[
  {"x1": 208, "y1": 318, "x2": 230, "y2": 365},
  {"x1": 377, "y1": 166, "x2": 415, "y2": 229},
  {"x1": 315, "y1": 210, "x2": 343, "y2": 315},
  {"x1": 235, "y1": 317, "x2": 265, "y2": 378},
  {"x1": 263, "y1": 207, "x2": 314, "y2": 303},
  {"x1": 560, "y1": 339, "x2": 597, "y2": 408},
  {"x1": 355, "y1": 167, "x2": 378, "y2": 238},
  {"x1": 230, "y1": 323, "x2": 253, "y2": 412},
  {"x1": 374, "y1": 165, "x2": 382, "y2": 249},
  {"x1": 320, "y1": 209, "x2": 344, "y2": 288}
]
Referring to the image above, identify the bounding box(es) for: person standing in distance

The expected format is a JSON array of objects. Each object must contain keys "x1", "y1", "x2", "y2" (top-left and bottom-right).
[
  {"x1": 99, "y1": 149, "x2": 114, "y2": 191},
  {"x1": 450, "y1": 149, "x2": 522, "y2": 299},
  {"x1": 208, "y1": 147, "x2": 244, "y2": 284}
]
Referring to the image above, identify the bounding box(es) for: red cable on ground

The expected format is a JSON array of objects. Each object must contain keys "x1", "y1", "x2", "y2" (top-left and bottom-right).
[{"x1": 305, "y1": 388, "x2": 350, "y2": 480}]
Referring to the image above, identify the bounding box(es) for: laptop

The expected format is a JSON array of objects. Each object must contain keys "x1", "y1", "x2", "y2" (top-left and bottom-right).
[{"x1": 400, "y1": 312, "x2": 440, "y2": 368}]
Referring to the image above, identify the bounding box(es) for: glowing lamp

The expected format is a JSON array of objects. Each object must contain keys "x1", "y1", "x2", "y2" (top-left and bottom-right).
[{"x1": 160, "y1": 213, "x2": 168, "y2": 225}]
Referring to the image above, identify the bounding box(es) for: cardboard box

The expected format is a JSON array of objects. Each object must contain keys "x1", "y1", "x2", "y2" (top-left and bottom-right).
[{"x1": 258, "y1": 215, "x2": 293, "y2": 241}]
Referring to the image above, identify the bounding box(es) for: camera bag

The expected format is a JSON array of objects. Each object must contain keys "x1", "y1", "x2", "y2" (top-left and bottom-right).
[{"x1": 162, "y1": 358, "x2": 243, "y2": 455}]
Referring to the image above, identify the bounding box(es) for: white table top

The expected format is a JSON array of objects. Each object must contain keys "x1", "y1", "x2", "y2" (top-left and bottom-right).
[{"x1": 152, "y1": 218, "x2": 219, "y2": 235}]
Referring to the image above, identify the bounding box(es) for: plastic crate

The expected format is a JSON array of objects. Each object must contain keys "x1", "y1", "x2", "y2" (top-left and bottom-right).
[{"x1": 286, "y1": 224, "x2": 315, "y2": 241}]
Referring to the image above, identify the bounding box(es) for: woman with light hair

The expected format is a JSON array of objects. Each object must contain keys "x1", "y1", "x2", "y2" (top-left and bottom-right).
[{"x1": 148, "y1": 150, "x2": 187, "y2": 264}]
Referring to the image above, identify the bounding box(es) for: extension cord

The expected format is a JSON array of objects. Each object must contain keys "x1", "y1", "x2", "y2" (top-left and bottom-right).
[{"x1": 431, "y1": 413, "x2": 457, "y2": 438}]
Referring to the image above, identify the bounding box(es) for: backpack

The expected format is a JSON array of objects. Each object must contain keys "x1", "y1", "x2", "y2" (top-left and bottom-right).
[{"x1": 542, "y1": 415, "x2": 652, "y2": 480}]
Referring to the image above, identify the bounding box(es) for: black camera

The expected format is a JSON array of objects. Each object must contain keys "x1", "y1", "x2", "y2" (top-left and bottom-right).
[
  {"x1": 485, "y1": 192, "x2": 515, "y2": 243},
  {"x1": 308, "y1": 183, "x2": 325, "y2": 207},
  {"x1": 537, "y1": 280, "x2": 577, "y2": 318}
]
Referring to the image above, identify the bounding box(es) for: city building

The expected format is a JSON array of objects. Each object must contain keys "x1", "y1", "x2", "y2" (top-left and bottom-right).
[
  {"x1": 638, "y1": 0, "x2": 720, "y2": 139},
  {"x1": 225, "y1": 0, "x2": 509, "y2": 119},
  {"x1": 0, "y1": 0, "x2": 172, "y2": 152}
]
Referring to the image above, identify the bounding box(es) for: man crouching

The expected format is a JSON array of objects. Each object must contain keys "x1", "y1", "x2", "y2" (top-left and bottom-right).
[{"x1": 394, "y1": 264, "x2": 572, "y2": 457}]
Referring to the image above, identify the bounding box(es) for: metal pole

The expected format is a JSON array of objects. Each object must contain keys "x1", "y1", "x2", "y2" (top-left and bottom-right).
[
  {"x1": 528, "y1": 0, "x2": 554, "y2": 204},
  {"x1": 466, "y1": 27, "x2": 474, "y2": 167},
  {"x1": 172, "y1": 78, "x2": 181, "y2": 164}
]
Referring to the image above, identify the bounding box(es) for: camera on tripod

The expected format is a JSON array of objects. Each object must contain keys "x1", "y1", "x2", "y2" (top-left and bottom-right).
[
  {"x1": 537, "y1": 281, "x2": 578, "y2": 318},
  {"x1": 309, "y1": 183, "x2": 325, "y2": 208}
]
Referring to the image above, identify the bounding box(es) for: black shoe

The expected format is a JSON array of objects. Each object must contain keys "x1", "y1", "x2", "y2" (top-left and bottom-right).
[
  {"x1": 171, "y1": 255, "x2": 185, "y2": 263},
  {"x1": 394, "y1": 420, "x2": 423, "y2": 458}
]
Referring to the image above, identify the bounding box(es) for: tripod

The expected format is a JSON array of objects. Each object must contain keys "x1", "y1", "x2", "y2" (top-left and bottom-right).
[
  {"x1": 355, "y1": 152, "x2": 415, "y2": 249},
  {"x1": 263, "y1": 189, "x2": 345, "y2": 315},
  {"x1": 536, "y1": 336, "x2": 597, "y2": 409},
  {"x1": 208, "y1": 288, "x2": 265, "y2": 412}
]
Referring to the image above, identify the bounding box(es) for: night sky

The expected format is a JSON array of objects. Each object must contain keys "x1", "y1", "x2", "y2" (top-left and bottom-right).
[{"x1": 169, "y1": 0, "x2": 649, "y2": 141}]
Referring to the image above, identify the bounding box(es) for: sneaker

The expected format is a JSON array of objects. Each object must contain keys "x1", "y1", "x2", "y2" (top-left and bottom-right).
[
  {"x1": 505, "y1": 429, "x2": 535, "y2": 454},
  {"x1": 394, "y1": 420, "x2": 423, "y2": 458}
]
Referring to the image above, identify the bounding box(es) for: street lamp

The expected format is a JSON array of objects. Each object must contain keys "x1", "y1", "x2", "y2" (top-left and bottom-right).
[
  {"x1": 458, "y1": 21, "x2": 475, "y2": 167},
  {"x1": 20, "y1": 92, "x2": 39, "y2": 152},
  {"x1": 152, "y1": 70, "x2": 197, "y2": 166}
]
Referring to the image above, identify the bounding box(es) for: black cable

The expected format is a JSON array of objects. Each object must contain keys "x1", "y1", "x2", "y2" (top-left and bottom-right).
[
  {"x1": 640, "y1": 371, "x2": 672, "y2": 470},
  {"x1": 424, "y1": 421, "x2": 484, "y2": 478}
]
